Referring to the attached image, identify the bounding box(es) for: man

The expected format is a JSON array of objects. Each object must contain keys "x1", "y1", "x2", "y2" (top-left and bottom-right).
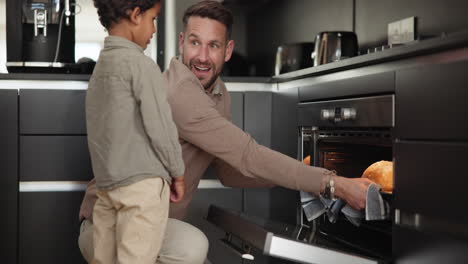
[{"x1": 78, "y1": 1, "x2": 373, "y2": 263}]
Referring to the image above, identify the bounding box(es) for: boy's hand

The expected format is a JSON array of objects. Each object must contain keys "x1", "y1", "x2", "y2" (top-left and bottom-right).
[{"x1": 170, "y1": 176, "x2": 185, "y2": 203}]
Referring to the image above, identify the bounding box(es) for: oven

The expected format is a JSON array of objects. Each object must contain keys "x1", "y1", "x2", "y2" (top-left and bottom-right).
[
  {"x1": 297, "y1": 94, "x2": 394, "y2": 263},
  {"x1": 207, "y1": 94, "x2": 394, "y2": 264}
]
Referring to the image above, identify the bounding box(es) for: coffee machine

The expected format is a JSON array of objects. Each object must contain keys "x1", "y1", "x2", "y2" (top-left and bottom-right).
[{"x1": 6, "y1": 0, "x2": 76, "y2": 73}]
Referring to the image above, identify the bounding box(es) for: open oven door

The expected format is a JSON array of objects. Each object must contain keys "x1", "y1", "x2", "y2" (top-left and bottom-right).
[{"x1": 207, "y1": 205, "x2": 382, "y2": 264}]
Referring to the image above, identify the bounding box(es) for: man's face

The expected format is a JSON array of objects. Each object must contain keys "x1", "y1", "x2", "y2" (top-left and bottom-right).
[
  {"x1": 134, "y1": 3, "x2": 160, "y2": 49},
  {"x1": 179, "y1": 16, "x2": 234, "y2": 90}
]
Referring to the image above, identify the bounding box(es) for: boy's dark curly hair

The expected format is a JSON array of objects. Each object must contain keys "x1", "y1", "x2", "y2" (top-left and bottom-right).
[{"x1": 93, "y1": 0, "x2": 161, "y2": 29}]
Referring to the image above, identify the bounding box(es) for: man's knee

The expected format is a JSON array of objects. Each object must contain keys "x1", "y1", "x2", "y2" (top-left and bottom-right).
[{"x1": 160, "y1": 219, "x2": 209, "y2": 264}]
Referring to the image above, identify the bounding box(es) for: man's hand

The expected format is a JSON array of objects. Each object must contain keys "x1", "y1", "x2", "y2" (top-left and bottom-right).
[
  {"x1": 170, "y1": 176, "x2": 185, "y2": 203},
  {"x1": 334, "y1": 176, "x2": 373, "y2": 210}
]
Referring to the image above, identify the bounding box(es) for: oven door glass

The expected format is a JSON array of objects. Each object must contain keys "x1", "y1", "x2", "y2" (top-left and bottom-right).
[{"x1": 301, "y1": 127, "x2": 393, "y2": 261}]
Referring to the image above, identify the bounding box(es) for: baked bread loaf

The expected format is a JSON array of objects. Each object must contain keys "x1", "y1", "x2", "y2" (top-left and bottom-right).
[{"x1": 361, "y1": 161, "x2": 393, "y2": 193}]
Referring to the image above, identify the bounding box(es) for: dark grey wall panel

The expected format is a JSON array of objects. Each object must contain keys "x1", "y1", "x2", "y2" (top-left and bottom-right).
[
  {"x1": 229, "y1": 92, "x2": 244, "y2": 129},
  {"x1": 396, "y1": 59, "x2": 468, "y2": 141},
  {"x1": 20, "y1": 136, "x2": 93, "y2": 181},
  {"x1": 247, "y1": 0, "x2": 353, "y2": 76},
  {"x1": 20, "y1": 89, "x2": 86, "y2": 134},
  {"x1": 0, "y1": 90, "x2": 18, "y2": 264},
  {"x1": 356, "y1": 0, "x2": 468, "y2": 50},
  {"x1": 244, "y1": 92, "x2": 272, "y2": 147},
  {"x1": 19, "y1": 192, "x2": 86, "y2": 264}
]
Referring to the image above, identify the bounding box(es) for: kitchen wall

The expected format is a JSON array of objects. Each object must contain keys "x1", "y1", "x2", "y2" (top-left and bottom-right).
[
  {"x1": 245, "y1": 0, "x2": 468, "y2": 76},
  {"x1": 246, "y1": 0, "x2": 353, "y2": 76}
]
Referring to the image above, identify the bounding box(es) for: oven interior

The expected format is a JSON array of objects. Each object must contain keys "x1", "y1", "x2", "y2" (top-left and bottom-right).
[{"x1": 300, "y1": 127, "x2": 393, "y2": 261}]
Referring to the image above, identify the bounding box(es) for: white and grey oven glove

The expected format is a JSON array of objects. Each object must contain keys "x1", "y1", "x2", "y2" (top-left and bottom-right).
[{"x1": 300, "y1": 183, "x2": 391, "y2": 226}]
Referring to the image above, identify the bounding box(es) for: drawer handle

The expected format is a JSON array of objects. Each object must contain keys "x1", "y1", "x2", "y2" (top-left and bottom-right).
[{"x1": 19, "y1": 181, "x2": 88, "y2": 192}]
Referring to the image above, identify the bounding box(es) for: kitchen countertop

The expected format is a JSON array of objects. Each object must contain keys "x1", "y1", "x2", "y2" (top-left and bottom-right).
[{"x1": 2, "y1": 29, "x2": 468, "y2": 83}]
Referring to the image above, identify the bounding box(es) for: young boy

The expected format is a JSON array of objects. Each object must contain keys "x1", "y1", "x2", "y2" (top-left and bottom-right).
[{"x1": 87, "y1": 1, "x2": 185, "y2": 263}]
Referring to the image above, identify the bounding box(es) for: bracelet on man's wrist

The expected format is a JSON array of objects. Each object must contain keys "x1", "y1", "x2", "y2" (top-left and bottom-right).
[{"x1": 321, "y1": 170, "x2": 337, "y2": 201}]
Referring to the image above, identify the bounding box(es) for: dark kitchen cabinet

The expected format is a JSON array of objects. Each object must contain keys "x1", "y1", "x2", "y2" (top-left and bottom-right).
[
  {"x1": 394, "y1": 59, "x2": 468, "y2": 263},
  {"x1": 17, "y1": 89, "x2": 89, "y2": 264},
  {"x1": 19, "y1": 192, "x2": 86, "y2": 264},
  {"x1": 0, "y1": 90, "x2": 18, "y2": 264},
  {"x1": 20, "y1": 136, "x2": 92, "y2": 181},
  {"x1": 393, "y1": 225, "x2": 468, "y2": 264},
  {"x1": 395, "y1": 60, "x2": 468, "y2": 141},
  {"x1": 394, "y1": 140, "x2": 468, "y2": 225},
  {"x1": 20, "y1": 89, "x2": 86, "y2": 134}
]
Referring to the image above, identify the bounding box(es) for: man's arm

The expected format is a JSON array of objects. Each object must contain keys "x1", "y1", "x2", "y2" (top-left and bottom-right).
[
  {"x1": 213, "y1": 158, "x2": 275, "y2": 188},
  {"x1": 169, "y1": 78, "x2": 325, "y2": 195}
]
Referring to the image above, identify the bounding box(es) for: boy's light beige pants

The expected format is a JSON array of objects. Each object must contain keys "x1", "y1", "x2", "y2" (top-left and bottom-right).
[
  {"x1": 92, "y1": 177, "x2": 170, "y2": 264},
  {"x1": 79, "y1": 178, "x2": 208, "y2": 264}
]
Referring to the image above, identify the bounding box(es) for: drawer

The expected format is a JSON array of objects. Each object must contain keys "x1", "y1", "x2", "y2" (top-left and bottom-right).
[
  {"x1": 20, "y1": 89, "x2": 86, "y2": 134},
  {"x1": 19, "y1": 192, "x2": 86, "y2": 264},
  {"x1": 394, "y1": 140, "x2": 468, "y2": 223},
  {"x1": 395, "y1": 60, "x2": 468, "y2": 140},
  {"x1": 20, "y1": 136, "x2": 93, "y2": 181}
]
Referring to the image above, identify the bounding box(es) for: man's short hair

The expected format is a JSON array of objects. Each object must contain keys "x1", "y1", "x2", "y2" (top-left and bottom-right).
[
  {"x1": 182, "y1": 0, "x2": 234, "y2": 39},
  {"x1": 93, "y1": 0, "x2": 161, "y2": 29}
]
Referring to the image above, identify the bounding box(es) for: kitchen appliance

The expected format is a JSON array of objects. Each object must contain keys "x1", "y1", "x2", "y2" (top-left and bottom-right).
[
  {"x1": 312, "y1": 31, "x2": 358, "y2": 66},
  {"x1": 274, "y1": 42, "x2": 314, "y2": 75},
  {"x1": 6, "y1": 0, "x2": 76, "y2": 73},
  {"x1": 207, "y1": 94, "x2": 394, "y2": 263}
]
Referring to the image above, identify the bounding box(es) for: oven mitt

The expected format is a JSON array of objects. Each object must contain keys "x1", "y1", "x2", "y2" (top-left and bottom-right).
[{"x1": 300, "y1": 183, "x2": 390, "y2": 225}]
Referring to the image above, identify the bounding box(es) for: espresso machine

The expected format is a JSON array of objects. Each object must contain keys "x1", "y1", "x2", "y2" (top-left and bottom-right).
[{"x1": 6, "y1": 0, "x2": 76, "y2": 73}]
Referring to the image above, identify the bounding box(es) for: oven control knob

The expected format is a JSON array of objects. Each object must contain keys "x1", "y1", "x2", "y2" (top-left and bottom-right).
[
  {"x1": 321, "y1": 109, "x2": 335, "y2": 121},
  {"x1": 341, "y1": 108, "x2": 357, "y2": 120}
]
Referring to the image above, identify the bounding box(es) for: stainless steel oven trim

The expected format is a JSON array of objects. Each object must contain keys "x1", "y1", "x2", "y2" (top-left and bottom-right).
[{"x1": 264, "y1": 232, "x2": 378, "y2": 264}]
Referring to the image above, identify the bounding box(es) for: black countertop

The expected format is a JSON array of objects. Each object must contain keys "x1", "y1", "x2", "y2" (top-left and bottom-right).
[{"x1": 2, "y1": 30, "x2": 468, "y2": 83}]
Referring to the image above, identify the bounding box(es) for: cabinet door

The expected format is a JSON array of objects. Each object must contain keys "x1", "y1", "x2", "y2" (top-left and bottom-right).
[
  {"x1": 394, "y1": 140, "x2": 468, "y2": 232},
  {"x1": 0, "y1": 90, "x2": 18, "y2": 263},
  {"x1": 394, "y1": 225, "x2": 468, "y2": 264},
  {"x1": 20, "y1": 136, "x2": 92, "y2": 181},
  {"x1": 19, "y1": 191, "x2": 86, "y2": 264},
  {"x1": 20, "y1": 89, "x2": 86, "y2": 134},
  {"x1": 395, "y1": 60, "x2": 468, "y2": 140}
]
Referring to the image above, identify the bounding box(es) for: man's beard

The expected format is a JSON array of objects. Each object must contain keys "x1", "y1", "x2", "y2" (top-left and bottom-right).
[{"x1": 181, "y1": 55, "x2": 223, "y2": 90}]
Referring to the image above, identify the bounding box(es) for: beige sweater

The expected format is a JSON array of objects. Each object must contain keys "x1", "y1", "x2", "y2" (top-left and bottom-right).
[{"x1": 79, "y1": 57, "x2": 327, "y2": 220}]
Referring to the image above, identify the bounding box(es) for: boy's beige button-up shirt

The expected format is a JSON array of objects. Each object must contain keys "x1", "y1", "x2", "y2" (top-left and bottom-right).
[{"x1": 86, "y1": 36, "x2": 184, "y2": 190}]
